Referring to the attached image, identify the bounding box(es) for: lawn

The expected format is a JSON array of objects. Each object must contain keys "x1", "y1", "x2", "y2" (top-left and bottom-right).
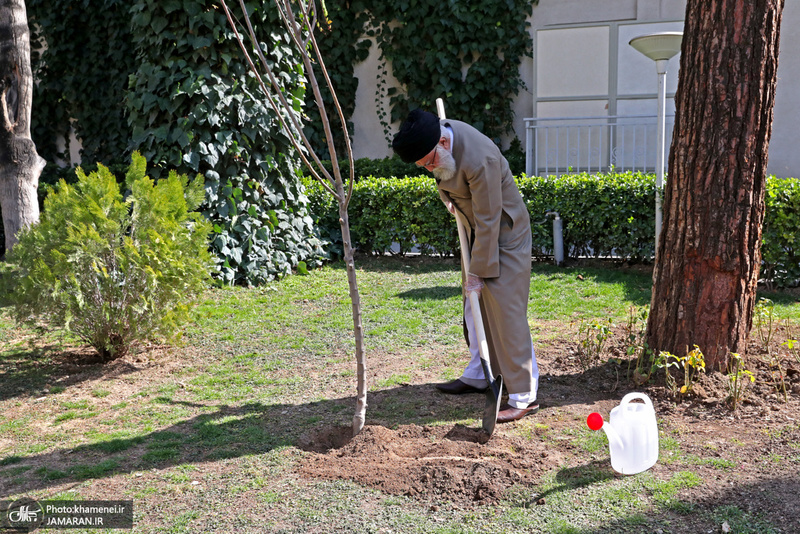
[{"x1": 1, "y1": 255, "x2": 799, "y2": 533}]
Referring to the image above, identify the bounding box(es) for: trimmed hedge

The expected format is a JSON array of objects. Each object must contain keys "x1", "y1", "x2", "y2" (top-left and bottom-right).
[
  {"x1": 305, "y1": 172, "x2": 800, "y2": 286},
  {"x1": 762, "y1": 177, "x2": 800, "y2": 287}
]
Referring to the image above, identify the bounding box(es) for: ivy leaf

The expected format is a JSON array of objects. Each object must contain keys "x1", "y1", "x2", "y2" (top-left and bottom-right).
[{"x1": 151, "y1": 16, "x2": 168, "y2": 35}]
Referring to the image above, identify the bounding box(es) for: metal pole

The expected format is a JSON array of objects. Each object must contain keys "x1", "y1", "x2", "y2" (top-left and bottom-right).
[{"x1": 655, "y1": 59, "x2": 668, "y2": 251}]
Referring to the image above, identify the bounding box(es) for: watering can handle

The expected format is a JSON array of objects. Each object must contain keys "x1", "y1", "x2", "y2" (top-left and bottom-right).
[{"x1": 620, "y1": 392, "x2": 653, "y2": 410}]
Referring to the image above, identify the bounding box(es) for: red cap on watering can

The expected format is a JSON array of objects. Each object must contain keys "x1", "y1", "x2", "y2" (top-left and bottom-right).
[{"x1": 586, "y1": 412, "x2": 604, "y2": 431}]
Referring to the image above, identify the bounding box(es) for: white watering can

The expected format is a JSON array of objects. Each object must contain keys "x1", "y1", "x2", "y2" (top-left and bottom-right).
[{"x1": 586, "y1": 392, "x2": 659, "y2": 475}]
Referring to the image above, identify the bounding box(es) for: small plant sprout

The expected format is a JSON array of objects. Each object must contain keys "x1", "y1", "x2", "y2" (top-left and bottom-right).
[
  {"x1": 754, "y1": 297, "x2": 777, "y2": 354},
  {"x1": 783, "y1": 336, "x2": 799, "y2": 365},
  {"x1": 576, "y1": 318, "x2": 614, "y2": 371},
  {"x1": 623, "y1": 305, "x2": 650, "y2": 379},
  {"x1": 769, "y1": 353, "x2": 789, "y2": 403},
  {"x1": 726, "y1": 353, "x2": 755, "y2": 410},
  {"x1": 654, "y1": 351, "x2": 681, "y2": 397},
  {"x1": 681, "y1": 345, "x2": 706, "y2": 395}
]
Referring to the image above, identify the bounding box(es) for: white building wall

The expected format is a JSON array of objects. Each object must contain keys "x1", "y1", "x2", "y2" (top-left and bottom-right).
[{"x1": 351, "y1": 0, "x2": 800, "y2": 177}]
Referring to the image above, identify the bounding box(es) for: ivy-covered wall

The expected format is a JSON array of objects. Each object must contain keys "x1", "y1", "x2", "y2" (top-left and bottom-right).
[
  {"x1": 23, "y1": 0, "x2": 324, "y2": 284},
  {"x1": 127, "y1": 0, "x2": 324, "y2": 284},
  {"x1": 15, "y1": 0, "x2": 536, "y2": 271},
  {"x1": 305, "y1": 0, "x2": 537, "y2": 153},
  {"x1": 28, "y1": 0, "x2": 135, "y2": 176}
]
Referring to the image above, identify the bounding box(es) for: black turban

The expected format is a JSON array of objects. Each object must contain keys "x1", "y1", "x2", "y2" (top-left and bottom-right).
[{"x1": 392, "y1": 109, "x2": 441, "y2": 163}]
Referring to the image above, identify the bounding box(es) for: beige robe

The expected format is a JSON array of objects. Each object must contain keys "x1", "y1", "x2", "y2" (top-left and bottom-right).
[{"x1": 436, "y1": 120, "x2": 534, "y2": 394}]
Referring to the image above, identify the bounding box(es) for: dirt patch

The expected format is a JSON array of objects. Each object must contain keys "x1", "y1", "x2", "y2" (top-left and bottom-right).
[
  {"x1": 297, "y1": 423, "x2": 558, "y2": 505},
  {"x1": 294, "y1": 329, "x2": 800, "y2": 528}
]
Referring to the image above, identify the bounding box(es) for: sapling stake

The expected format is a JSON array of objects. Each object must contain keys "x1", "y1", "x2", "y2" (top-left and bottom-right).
[{"x1": 220, "y1": 0, "x2": 367, "y2": 435}]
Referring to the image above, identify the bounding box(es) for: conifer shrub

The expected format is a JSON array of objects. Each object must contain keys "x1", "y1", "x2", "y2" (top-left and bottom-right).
[{"x1": 5, "y1": 152, "x2": 212, "y2": 361}]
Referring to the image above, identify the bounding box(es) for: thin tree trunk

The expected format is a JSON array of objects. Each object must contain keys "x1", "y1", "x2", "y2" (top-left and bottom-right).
[
  {"x1": 336, "y1": 191, "x2": 366, "y2": 434},
  {"x1": 647, "y1": 0, "x2": 784, "y2": 370},
  {"x1": 220, "y1": 0, "x2": 368, "y2": 434},
  {"x1": 0, "y1": 0, "x2": 45, "y2": 255}
]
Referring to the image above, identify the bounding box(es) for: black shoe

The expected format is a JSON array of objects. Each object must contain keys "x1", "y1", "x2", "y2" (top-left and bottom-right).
[{"x1": 435, "y1": 379, "x2": 488, "y2": 395}]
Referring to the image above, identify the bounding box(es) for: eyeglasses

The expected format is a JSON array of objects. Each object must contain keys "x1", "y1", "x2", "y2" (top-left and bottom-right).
[{"x1": 416, "y1": 147, "x2": 438, "y2": 169}]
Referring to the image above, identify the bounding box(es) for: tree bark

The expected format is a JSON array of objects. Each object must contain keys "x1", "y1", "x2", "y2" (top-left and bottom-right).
[
  {"x1": 646, "y1": 0, "x2": 784, "y2": 370},
  {"x1": 0, "y1": 0, "x2": 45, "y2": 256}
]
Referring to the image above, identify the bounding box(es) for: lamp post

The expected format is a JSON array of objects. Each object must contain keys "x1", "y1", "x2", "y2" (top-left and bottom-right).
[{"x1": 629, "y1": 32, "x2": 683, "y2": 252}]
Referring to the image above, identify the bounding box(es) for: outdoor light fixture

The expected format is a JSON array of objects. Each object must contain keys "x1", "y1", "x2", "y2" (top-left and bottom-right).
[{"x1": 629, "y1": 32, "x2": 683, "y2": 253}]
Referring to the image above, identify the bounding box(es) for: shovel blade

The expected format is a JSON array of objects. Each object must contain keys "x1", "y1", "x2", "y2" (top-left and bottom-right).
[{"x1": 482, "y1": 374, "x2": 503, "y2": 436}]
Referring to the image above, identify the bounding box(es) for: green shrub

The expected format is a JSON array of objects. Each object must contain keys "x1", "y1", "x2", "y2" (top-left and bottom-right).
[
  {"x1": 520, "y1": 172, "x2": 657, "y2": 262},
  {"x1": 306, "y1": 171, "x2": 656, "y2": 261},
  {"x1": 4, "y1": 152, "x2": 212, "y2": 361},
  {"x1": 304, "y1": 175, "x2": 457, "y2": 258},
  {"x1": 762, "y1": 177, "x2": 800, "y2": 287}
]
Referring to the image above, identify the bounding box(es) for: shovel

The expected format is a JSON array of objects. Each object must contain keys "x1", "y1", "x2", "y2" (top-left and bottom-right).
[{"x1": 436, "y1": 98, "x2": 503, "y2": 436}]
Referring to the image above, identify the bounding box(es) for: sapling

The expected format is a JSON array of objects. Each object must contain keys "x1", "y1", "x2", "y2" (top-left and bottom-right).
[
  {"x1": 755, "y1": 298, "x2": 777, "y2": 354},
  {"x1": 783, "y1": 335, "x2": 799, "y2": 365},
  {"x1": 622, "y1": 305, "x2": 651, "y2": 383},
  {"x1": 220, "y1": 0, "x2": 368, "y2": 435},
  {"x1": 576, "y1": 318, "x2": 613, "y2": 371},
  {"x1": 654, "y1": 351, "x2": 681, "y2": 397}
]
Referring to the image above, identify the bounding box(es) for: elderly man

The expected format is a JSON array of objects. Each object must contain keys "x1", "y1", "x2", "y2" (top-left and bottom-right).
[{"x1": 392, "y1": 109, "x2": 540, "y2": 423}]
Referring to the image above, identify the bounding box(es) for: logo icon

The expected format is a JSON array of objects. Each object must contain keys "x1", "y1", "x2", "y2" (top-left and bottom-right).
[{"x1": 6, "y1": 499, "x2": 44, "y2": 531}]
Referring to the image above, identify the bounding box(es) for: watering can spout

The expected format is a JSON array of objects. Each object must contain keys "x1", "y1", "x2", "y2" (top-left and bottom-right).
[
  {"x1": 600, "y1": 420, "x2": 625, "y2": 451},
  {"x1": 587, "y1": 412, "x2": 624, "y2": 450}
]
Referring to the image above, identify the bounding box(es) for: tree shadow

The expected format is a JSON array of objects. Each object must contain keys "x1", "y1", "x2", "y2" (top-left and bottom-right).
[
  {"x1": 396, "y1": 286, "x2": 461, "y2": 301},
  {"x1": 531, "y1": 262, "x2": 653, "y2": 307},
  {"x1": 0, "y1": 376, "x2": 622, "y2": 497},
  {"x1": 330, "y1": 253, "x2": 461, "y2": 274},
  {"x1": 0, "y1": 345, "x2": 142, "y2": 402}
]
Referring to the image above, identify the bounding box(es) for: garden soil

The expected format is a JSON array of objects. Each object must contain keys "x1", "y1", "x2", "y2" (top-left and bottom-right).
[{"x1": 295, "y1": 331, "x2": 800, "y2": 530}]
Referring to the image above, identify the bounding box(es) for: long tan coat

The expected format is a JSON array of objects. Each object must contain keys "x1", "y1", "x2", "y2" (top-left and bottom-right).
[{"x1": 437, "y1": 120, "x2": 534, "y2": 394}]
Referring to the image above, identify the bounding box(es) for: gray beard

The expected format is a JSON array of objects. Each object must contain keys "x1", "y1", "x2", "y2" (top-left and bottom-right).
[{"x1": 432, "y1": 147, "x2": 457, "y2": 182}]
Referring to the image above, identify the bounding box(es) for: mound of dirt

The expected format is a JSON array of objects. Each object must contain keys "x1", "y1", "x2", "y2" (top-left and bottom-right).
[{"x1": 297, "y1": 423, "x2": 560, "y2": 505}]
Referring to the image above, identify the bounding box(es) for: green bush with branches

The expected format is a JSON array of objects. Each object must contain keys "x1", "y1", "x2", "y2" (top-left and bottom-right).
[
  {"x1": 306, "y1": 171, "x2": 656, "y2": 261},
  {"x1": 3, "y1": 153, "x2": 212, "y2": 361}
]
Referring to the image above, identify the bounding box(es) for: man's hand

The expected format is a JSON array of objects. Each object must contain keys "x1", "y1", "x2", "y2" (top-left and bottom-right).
[
  {"x1": 466, "y1": 273, "x2": 484, "y2": 296},
  {"x1": 446, "y1": 201, "x2": 456, "y2": 215}
]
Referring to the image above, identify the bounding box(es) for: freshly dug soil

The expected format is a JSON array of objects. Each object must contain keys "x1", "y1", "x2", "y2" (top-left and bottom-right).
[{"x1": 296, "y1": 333, "x2": 800, "y2": 529}]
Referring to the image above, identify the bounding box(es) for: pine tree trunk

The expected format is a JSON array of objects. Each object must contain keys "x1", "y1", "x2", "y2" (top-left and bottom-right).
[
  {"x1": 646, "y1": 0, "x2": 784, "y2": 370},
  {"x1": 0, "y1": 0, "x2": 45, "y2": 256}
]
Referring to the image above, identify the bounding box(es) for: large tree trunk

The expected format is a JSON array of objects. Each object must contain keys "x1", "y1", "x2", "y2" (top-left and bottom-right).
[
  {"x1": 646, "y1": 0, "x2": 784, "y2": 370},
  {"x1": 0, "y1": 0, "x2": 45, "y2": 256}
]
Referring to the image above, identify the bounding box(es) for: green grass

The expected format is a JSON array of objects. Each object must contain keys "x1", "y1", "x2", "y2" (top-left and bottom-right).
[{"x1": 2, "y1": 256, "x2": 799, "y2": 533}]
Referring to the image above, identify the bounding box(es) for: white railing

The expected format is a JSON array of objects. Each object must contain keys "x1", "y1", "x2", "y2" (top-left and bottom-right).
[{"x1": 524, "y1": 114, "x2": 675, "y2": 176}]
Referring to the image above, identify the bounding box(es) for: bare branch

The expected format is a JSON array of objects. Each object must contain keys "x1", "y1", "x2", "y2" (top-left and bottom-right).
[
  {"x1": 235, "y1": 0, "x2": 336, "y2": 187},
  {"x1": 276, "y1": 0, "x2": 353, "y2": 207},
  {"x1": 221, "y1": 0, "x2": 338, "y2": 198},
  {"x1": 306, "y1": 12, "x2": 356, "y2": 208}
]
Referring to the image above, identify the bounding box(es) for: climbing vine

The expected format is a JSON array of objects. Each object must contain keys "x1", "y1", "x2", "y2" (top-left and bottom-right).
[
  {"x1": 305, "y1": 0, "x2": 536, "y2": 150},
  {"x1": 128, "y1": 0, "x2": 324, "y2": 284},
  {"x1": 371, "y1": 0, "x2": 535, "y2": 143},
  {"x1": 27, "y1": 0, "x2": 135, "y2": 177}
]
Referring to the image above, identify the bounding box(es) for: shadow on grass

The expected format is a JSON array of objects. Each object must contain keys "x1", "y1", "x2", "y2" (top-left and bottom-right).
[
  {"x1": 330, "y1": 254, "x2": 461, "y2": 275},
  {"x1": 0, "y1": 376, "x2": 621, "y2": 497},
  {"x1": 396, "y1": 286, "x2": 461, "y2": 301},
  {"x1": 507, "y1": 461, "x2": 800, "y2": 533},
  {"x1": 0, "y1": 345, "x2": 141, "y2": 402},
  {"x1": 531, "y1": 261, "x2": 653, "y2": 308}
]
